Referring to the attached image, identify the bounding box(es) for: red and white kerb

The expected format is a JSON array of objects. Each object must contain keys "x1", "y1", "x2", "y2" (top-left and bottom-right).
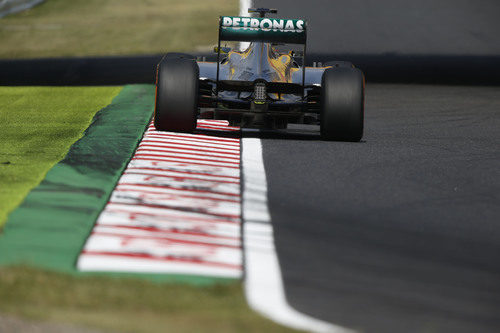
[{"x1": 77, "y1": 120, "x2": 242, "y2": 278}]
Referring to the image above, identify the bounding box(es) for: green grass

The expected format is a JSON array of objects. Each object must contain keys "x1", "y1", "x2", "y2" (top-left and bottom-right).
[
  {"x1": 0, "y1": 86, "x2": 294, "y2": 332},
  {"x1": 0, "y1": 2, "x2": 290, "y2": 331},
  {"x1": 0, "y1": 0, "x2": 238, "y2": 58},
  {"x1": 0, "y1": 86, "x2": 122, "y2": 227},
  {"x1": 0, "y1": 266, "x2": 295, "y2": 332}
]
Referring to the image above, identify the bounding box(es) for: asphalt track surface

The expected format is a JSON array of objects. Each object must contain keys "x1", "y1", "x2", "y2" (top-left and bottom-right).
[
  {"x1": 251, "y1": 83, "x2": 500, "y2": 332},
  {"x1": 246, "y1": 2, "x2": 500, "y2": 331}
]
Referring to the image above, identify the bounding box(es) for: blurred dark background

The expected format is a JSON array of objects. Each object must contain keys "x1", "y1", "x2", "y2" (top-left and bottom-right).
[
  {"x1": 260, "y1": 0, "x2": 500, "y2": 56},
  {"x1": 1, "y1": 0, "x2": 500, "y2": 85}
]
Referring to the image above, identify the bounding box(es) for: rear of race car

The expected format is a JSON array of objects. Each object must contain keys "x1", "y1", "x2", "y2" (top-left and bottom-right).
[{"x1": 154, "y1": 8, "x2": 365, "y2": 141}]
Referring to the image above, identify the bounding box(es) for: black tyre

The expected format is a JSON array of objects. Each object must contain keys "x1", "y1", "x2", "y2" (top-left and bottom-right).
[
  {"x1": 324, "y1": 60, "x2": 354, "y2": 68},
  {"x1": 154, "y1": 57, "x2": 199, "y2": 132},
  {"x1": 320, "y1": 67, "x2": 364, "y2": 141}
]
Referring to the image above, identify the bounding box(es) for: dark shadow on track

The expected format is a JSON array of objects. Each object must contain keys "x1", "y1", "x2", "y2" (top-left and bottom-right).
[
  {"x1": 241, "y1": 125, "x2": 371, "y2": 142},
  {"x1": 193, "y1": 128, "x2": 241, "y2": 139},
  {"x1": 241, "y1": 126, "x2": 321, "y2": 141},
  {"x1": 2, "y1": 54, "x2": 500, "y2": 86}
]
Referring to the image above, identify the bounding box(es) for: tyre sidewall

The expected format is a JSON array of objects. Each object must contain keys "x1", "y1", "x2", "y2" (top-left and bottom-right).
[
  {"x1": 154, "y1": 57, "x2": 199, "y2": 132},
  {"x1": 320, "y1": 67, "x2": 364, "y2": 141}
]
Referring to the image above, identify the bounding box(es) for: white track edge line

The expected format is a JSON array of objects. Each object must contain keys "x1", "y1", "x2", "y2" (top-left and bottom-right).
[{"x1": 241, "y1": 138, "x2": 354, "y2": 333}]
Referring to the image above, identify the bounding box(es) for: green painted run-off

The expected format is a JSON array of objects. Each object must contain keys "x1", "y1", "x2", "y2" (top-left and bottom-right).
[{"x1": 0, "y1": 84, "x2": 233, "y2": 285}]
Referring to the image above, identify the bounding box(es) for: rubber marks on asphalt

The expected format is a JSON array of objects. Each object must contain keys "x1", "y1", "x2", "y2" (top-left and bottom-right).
[{"x1": 77, "y1": 120, "x2": 242, "y2": 278}]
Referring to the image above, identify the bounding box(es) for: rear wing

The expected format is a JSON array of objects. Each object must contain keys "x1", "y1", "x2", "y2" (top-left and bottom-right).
[
  {"x1": 219, "y1": 16, "x2": 307, "y2": 44},
  {"x1": 215, "y1": 13, "x2": 308, "y2": 98}
]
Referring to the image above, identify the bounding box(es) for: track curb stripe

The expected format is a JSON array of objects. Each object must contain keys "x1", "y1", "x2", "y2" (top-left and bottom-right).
[{"x1": 78, "y1": 120, "x2": 243, "y2": 279}]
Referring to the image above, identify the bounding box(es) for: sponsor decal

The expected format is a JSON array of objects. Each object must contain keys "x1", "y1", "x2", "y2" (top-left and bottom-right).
[{"x1": 221, "y1": 16, "x2": 304, "y2": 33}]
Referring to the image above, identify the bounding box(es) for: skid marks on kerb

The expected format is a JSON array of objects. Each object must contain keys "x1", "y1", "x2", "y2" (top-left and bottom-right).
[{"x1": 77, "y1": 120, "x2": 242, "y2": 278}]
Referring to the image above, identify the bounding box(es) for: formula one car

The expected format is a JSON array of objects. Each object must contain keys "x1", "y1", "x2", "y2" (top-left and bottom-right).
[{"x1": 154, "y1": 8, "x2": 364, "y2": 141}]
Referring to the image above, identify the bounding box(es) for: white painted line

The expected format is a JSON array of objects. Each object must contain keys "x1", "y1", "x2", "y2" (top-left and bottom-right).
[
  {"x1": 114, "y1": 184, "x2": 239, "y2": 201},
  {"x1": 127, "y1": 159, "x2": 240, "y2": 175},
  {"x1": 78, "y1": 254, "x2": 241, "y2": 278},
  {"x1": 134, "y1": 148, "x2": 240, "y2": 161},
  {"x1": 241, "y1": 137, "x2": 353, "y2": 333},
  {"x1": 117, "y1": 173, "x2": 240, "y2": 195},
  {"x1": 144, "y1": 132, "x2": 240, "y2": 142},
  {"x1": 132, "y1": 155, "x2": 239, "y2": 169},
  {"x1": 122, "y1": 168, "x2": 239, "y2": 182},
  {"x1": 91, "y1": 225, "x2": 240, "y2": 245}
]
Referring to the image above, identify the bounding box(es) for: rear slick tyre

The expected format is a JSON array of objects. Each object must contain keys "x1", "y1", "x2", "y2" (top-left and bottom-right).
[
  {"x1": 154, "y1": 57, "x2": 199, "y2": 133},
  {"x1": 320, "y1": 67, "x2": 364, "y2": 141}
]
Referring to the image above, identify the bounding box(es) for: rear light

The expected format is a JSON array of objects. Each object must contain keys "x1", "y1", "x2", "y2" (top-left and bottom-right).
[{"x1": 253, "y1": 82, "x2": 267, "y2": 104}]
